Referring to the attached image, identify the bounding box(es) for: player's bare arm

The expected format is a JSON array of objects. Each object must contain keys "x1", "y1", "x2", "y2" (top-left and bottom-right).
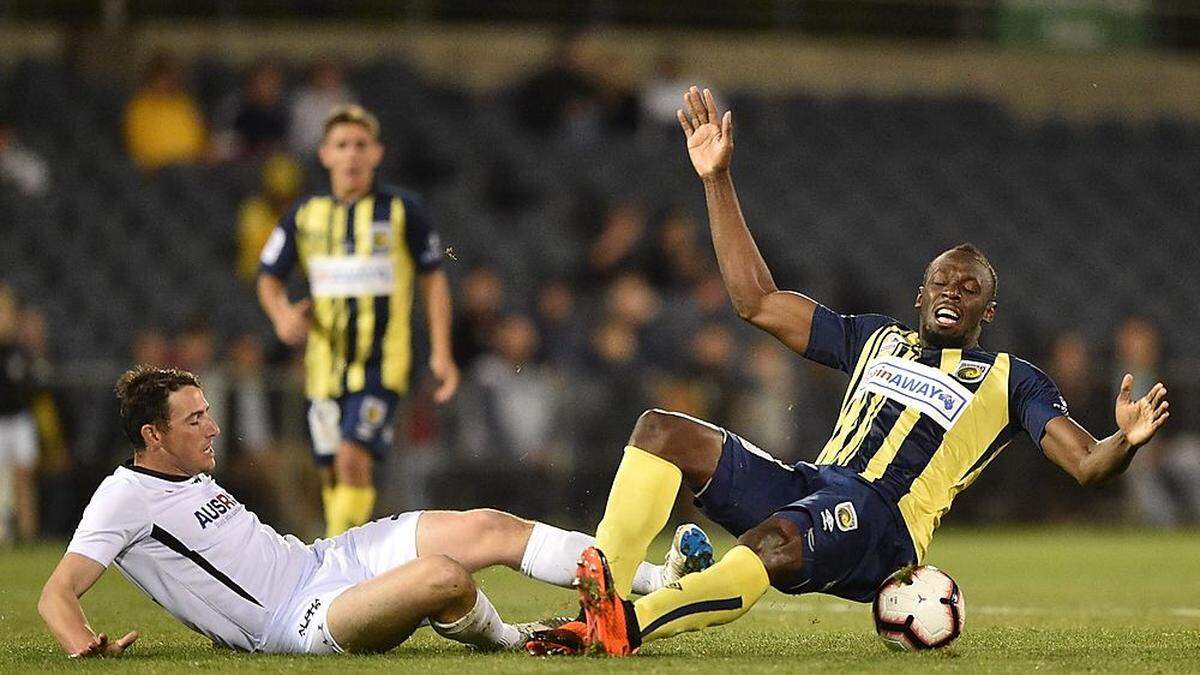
[
  {"x1": 38, "y1": 553, "x2": 139, "y2": 657},
  {"x1": 419, "y1": 270, "x2": 459, "y2": 403},
  {"x1": 679, "y1": 86, "x2": 818, "y2": 355},
  {"x1": 1041, "y1": 375, "x2": 1169, "y2": 486},
  {"x1": 256, "y1": 273, "x2": 311, "y2": 347}
]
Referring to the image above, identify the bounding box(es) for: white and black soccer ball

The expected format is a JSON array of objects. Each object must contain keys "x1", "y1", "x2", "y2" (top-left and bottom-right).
[{"x1": 872, "y1": 565, "x2": 965, "y2": 651}]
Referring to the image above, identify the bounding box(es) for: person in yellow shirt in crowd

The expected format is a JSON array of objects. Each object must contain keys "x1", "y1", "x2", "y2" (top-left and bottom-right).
[
  {"x1": 123, "y1": 53, "x2": 207, "y2": 172},
  {"x1": 236, "y1": 154, "x2": 303, "y2": 283}
]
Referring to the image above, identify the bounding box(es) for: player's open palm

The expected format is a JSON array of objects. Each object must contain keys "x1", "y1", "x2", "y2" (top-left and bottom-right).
[
  {"x1": 1115, "y1": 374, "x2": 1169, "y2": 447},
  {"x1": 677, "y1": 86, "x2": 733, "y2": 179}
]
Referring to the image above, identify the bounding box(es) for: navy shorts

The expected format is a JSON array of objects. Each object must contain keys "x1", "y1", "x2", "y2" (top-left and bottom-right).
[
  {"x1": 306, "y1": 390, "x2": 401, "y2": 466},
  {"x1": 694, "y1": 430, "x2": 916, "y2": 602}
]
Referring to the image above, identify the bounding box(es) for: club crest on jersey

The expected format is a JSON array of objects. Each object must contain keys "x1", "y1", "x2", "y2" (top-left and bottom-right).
[
  {"x1": 859, "y1": 355, "x2": 974, "y2": 430},
  {"x1": 834, "y1": 502, "x2": 858, "y2": 532},
  {"x1": 371, "y1": 221, "x2": 392, "y2": 252},
  {"x1": 953, "y1": 360, "x2": 991, "y2": 384}
]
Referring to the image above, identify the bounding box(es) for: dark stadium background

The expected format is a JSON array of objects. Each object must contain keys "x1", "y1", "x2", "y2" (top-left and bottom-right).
[{"x1": 1, "y1": 1, "x2": 1198, "y2": 544}]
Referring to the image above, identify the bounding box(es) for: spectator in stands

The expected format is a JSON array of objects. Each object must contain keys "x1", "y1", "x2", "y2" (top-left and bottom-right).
[
  {"x1": 175, "y1": 317, "x2": 228, "y2": 460},
  {"x1": 215, "y1": 62, "x2": 289, "y2": 160},
  {"x1": 534, "y1": 280, "x2": 586, "y2": 367},
  {"x1": 512, "y1": 32, "x2": 604, "y2": 137},
  {"x1": 123, "y1": 53, "x2": 207, "y2": 172},
  {"x1": 235, "y1": 154, "x2": 302, "y2": 283},
  {"x1": 18, "y1": 305, "x2": 72, "y2": 538},
  {"x1": 454, "y1": 314, "x2": 569, "y2": 516},
  {"x1": 651, "y1": 322, "x2": 739, "y2": 427},
  {"x1": 1047, "y1": 331, "x2": 1110, "y2": 434},
  {"x1": 585, "y1": 201, "x2": 649, "y2": 289},
  {"x1": 644, "y1": 208, "x2": 708, "y2": 292},
  {"x1": 290, "y1": 59, "x2": 356, "y2": 157},
  {"x1": 0, "y1": 285, "x2": 38, "y2": 543},
  {"x1": 218, "y1": 333, "x2": 303, "y2": 531},
  {"x1": 730, "y1": 337, "x2": 801, "y2": 460},
  {"x1": 0, "y1": 119, "x2": 50, "y2": 197},
  {"x1": 1112, "y1": 316, "x2": 1180, "y2": 525},
  {"x1": 452, "y1": 266, "x2": 505, "y2": 370},
  {"x1": 639, "y1": 54, "x2": 693, "y2": 135}
]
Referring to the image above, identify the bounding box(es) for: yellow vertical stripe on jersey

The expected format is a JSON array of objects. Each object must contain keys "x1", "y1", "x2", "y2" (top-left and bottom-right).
[
  {"x1": 301, "y1": 197, "x2": 336, "y2": 400},
  {"x1": 860, "y1": 407, "x2": 922, "y2": 480},
  {"x1": 860, "y1": 349, "x2": 958, "y2": 480},
  {"x1": 815, "y1": 326, "x2": 894, "y2": 464},
  {"x1": 345, "y1": 197, "x2": 377, "y2": 392},
  {"x1": 834, "y1": 392, "x2": 890, "y2": 466},
  {"x1": 898, "y1": 353, "x2": 1011, "y2": 561},
  {"x1": 816, "y1": 324, "x2": 902, "y2": 461},
  {"x1": 382, "y1": 197, "x2": 414, "y2": 392},
  {"x1": 328, "y1": 204, "x2": 350, "y2": 398}
]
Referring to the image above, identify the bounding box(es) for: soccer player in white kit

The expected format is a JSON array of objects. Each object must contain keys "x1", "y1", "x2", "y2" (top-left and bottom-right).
[{"x1": 38, "y1": 366, "x2": 710, "y2": 657}]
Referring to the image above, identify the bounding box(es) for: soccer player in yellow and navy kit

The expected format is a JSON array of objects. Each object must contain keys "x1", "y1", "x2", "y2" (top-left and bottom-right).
[
  {"x1": 525, "y1": 87, "x2": 1172, "y2": 656},
  {"x1": 257, "y1": 105, "x2": 459, "y2": 538}
]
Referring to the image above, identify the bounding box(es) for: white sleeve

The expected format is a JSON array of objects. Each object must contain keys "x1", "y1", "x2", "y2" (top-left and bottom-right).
[{"x1": 66, "y1": 478, "x2": 149, "y2": 567}]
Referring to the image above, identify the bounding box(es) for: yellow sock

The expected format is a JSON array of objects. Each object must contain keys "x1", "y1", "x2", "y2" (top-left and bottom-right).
[
  {"x1": 595, "y1": 445, "x2": 682, "y2": 597},
  {"x1": 325, "y1": 485, "x2": 377, "y2": 538},
  {"x1": 634, "y1": 545, "x2": 770, "y2": 642}
]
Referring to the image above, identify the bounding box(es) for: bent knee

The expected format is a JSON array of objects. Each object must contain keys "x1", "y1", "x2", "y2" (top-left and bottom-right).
[
  {"x1": 737, "y1": 516, "x2": 806, "y2": 590},
  {"x1": 630, "y1": 409, "x2": 722, "y2": 457},
  {"x1": 420, "y1": 555, "x2": 475, "y2": 599}
]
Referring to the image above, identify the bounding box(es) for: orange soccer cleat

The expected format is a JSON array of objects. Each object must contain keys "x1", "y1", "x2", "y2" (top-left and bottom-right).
[
  {"x1": 573, "y1": 546, "x2": 641, "y2": 656},
  {"x1": 524, "y1": 620, "x2": 587, "y2": 656}
]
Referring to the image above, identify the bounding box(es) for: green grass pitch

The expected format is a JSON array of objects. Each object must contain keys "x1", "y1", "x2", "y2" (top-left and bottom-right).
[{"x1": 1, "y1": 526, "x2": 1197, "y2": 673}]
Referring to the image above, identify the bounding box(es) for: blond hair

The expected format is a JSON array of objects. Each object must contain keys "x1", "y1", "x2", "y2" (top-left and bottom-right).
[{"x1": 322, "y1": 104, "x2": 381, "y2": 141}]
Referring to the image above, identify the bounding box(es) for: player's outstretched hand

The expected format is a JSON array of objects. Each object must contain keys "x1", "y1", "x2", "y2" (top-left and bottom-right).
[
  {"x1": 1115, "y1": 374, "x2": 1169, "y2": 447},
  {"x1": 430, "y1": 352, "x2": 460, "y2": 404},
  {"x1": 273, "y1": 298, "x2": 312, "y2": 347},
  {"x1": 70, "y1": 630, "x2": 138, "y2": 658},
  {"x1": 677, "y1": 86, "x2": 733, "y2": 180}
]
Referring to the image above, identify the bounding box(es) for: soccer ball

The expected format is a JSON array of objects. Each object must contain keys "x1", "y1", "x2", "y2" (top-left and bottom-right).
[{"x1": 872, "y1": 565, "x2": 965, "y2": 651}]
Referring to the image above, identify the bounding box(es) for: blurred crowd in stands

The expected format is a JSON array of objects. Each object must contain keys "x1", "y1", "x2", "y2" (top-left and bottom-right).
[{"x1": 2, "y1": 33, "x2": 1199, "y2": 542}]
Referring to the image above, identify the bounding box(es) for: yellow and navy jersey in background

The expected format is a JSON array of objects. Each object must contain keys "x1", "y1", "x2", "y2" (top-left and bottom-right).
[
  {"x1": 259, "y1": 184, "x2": 442, "y2": 400},
  {"x1": 803, "y1": 305, "x2": 1068, "y2": 561}
]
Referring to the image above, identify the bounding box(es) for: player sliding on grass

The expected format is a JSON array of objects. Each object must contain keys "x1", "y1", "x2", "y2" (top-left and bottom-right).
[
  {"x1": 525, "y1": 87, "x2": 1171, "y2": 656},
  {"x1": 38, "y1": 366, "x2": 713, "y2": 657}
]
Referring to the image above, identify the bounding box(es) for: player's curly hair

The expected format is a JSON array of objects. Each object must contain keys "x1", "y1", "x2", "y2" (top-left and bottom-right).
[
  {"x1": 115, "y1": 366, "x2": 200, "y2": 450},
  {"x1": 925, "y1": 243, "x2": 999, "y2": 303}
]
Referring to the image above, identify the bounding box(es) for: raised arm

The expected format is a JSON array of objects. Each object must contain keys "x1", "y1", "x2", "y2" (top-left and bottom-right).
[
  {"x1": 38, "y1": 553, "x2": 138, "y2": 657},
  {"x1": 1042, "y1": 375, "x2": 1169, "y2": 486},
  {"x1": 419, "y1": 269, "x2": 459, "y2": 403},
  {"x1": 678, "y1": 86, "x2": 818, "y2": 355}
]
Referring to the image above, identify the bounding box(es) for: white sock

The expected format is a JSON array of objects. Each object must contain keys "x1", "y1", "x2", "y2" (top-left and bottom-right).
[
  {"x1": 520, "y1": 522, "x2": 665, "y2": 594},
  {"x1": 430, "y1": 589, "x2": 521, "y2": 650}
]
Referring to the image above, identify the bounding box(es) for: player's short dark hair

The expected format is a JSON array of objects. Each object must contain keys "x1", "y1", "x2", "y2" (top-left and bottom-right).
[
  {"x1": 322, "y1": 104, "x2": 381, "y2": 142},
  {"x1": 115, "y1": 366, "x2": 200, "y2": 450},
  {"x1": 925, "y1": 243, "x2": 999, "y2": 303}
]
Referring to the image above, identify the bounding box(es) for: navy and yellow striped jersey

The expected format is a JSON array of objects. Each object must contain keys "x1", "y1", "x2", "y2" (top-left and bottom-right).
[
  {"x1": 804, "y1": 305, "x2": 1068, "y2": 561},
  {"x1": 259, "y1": 185, "x2": 442, "y2": 400}
]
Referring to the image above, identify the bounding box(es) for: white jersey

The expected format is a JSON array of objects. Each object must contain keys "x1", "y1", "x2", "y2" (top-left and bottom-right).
[{"x1": 67, "y1": 463, "x2": 316, "y2": 651}]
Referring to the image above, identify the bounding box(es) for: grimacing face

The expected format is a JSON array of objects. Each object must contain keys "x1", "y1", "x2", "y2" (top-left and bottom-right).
[
  {"x1": 147, "y1": 386, "x2": 220, "y2": 476},
  {"x1": 914, "y1": 250, "x2": 996, "y2": 349},
  {"x1": 319, "y1": 122, "x2": 383, "y2": 197}
]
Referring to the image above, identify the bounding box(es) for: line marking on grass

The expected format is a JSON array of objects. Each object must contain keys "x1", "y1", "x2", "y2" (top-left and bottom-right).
[{"x1": 1169, "y1": 608, "x2": 1200, "y2": 617}]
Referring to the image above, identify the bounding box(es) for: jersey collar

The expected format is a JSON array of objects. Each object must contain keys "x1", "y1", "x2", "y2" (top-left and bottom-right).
[{"x1": 123, "y1": 459, "x2": 193, "y2": 482}]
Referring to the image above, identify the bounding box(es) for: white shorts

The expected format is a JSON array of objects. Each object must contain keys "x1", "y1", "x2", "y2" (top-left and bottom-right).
[
  {"x1": 0, "y1": 412, "x2": 38, "y2": 468},
  {"x1": 261, "y1": 511, "x2": 424, "y2": 654}
]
